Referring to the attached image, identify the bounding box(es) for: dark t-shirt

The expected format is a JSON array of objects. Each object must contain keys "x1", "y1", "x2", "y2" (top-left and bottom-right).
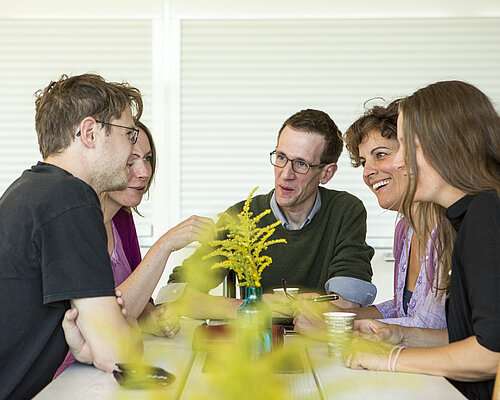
[
  {"x1": 0, "y1": 162, "x2": 115, "y2": 400},
  {"x1": 445, "y1": 191, "x2": 500, "y2": 400}
]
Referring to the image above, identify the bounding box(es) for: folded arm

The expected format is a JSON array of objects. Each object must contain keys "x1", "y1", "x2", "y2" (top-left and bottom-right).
[{"x1": 70, "y1": 296, "x2": 143, "y2": 373}]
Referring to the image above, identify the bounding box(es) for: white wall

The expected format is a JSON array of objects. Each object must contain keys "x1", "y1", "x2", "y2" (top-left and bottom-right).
[
  {"x1": 1, "y1": 1, "x2": 163, "y2": 18},
  {"x1": 169, "y1": 0, "x2": 500, "y2": 17}
]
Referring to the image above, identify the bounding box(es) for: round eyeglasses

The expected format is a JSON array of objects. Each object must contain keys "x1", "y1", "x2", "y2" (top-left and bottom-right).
[{"x1": 269, "y1": 150, "x2": 326, "y2": 174}]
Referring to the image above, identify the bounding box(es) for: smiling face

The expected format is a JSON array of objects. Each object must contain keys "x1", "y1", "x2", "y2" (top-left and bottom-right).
[
  {"x1": 107, "y1": 127, "x2": 153, "y2": 209},
  {"x1": 358, "y1": 130, "x2": 405, "y2": 211},
  {"x1": 274, "y1": 126, "x2": 335, "y2": 216}
]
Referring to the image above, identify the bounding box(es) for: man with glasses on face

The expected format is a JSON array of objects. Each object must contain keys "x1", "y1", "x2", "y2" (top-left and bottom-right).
[
  {"x1": 0, "y1": 74, "x2": 143, "y2": 399},
  {"x1": 160, "y1": 109, "x2": 375, "y2": 323}
]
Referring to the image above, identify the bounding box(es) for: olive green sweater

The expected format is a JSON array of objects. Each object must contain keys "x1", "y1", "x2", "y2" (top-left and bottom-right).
[{"x1": 169, "y1": 187, "x2": 374, "y2": 296}]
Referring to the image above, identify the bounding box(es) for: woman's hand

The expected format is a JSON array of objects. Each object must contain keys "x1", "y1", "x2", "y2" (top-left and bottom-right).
[
  {"x1": 160, "y1": 215, "x2": 215, "y2": 252},
  {"x1": 343, "y1": 337, "x2": 394, "y2": 371},
  {"x1": 114, "y1": 289, "x2": 127, "y2": 317},
  {"x1": 140, "y1": 303, "x2": 181, "y2": 338},
  {"x1": 354, "y1": 319, "x2": 406, "y2": 345}
]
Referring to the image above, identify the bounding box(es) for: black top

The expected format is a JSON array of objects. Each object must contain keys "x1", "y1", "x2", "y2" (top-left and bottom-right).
[
  {"x1": 402, "y1": 287, "x2": 413, "y2": 315},
  {"x1": 445, "y1": 191, "x2": 500, "y2": 400},
  {"x1": 0, "y1": 162, "x2": 115, "y2": 400}
]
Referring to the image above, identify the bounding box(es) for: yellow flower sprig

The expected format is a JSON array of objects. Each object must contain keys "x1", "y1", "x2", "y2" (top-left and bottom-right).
[{"x1": 203, "y1": 187, "x2": 286, "y2": 287}]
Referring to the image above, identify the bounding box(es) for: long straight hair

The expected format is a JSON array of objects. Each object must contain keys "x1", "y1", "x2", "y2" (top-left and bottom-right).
[{"x1": 399, "y1": 80, "x2": 500, "y2": 291}]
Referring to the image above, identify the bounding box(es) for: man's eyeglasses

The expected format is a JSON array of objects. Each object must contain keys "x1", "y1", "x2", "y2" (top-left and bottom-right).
[
  {"x1": 270, "y1": 150, "x2": 326, "y2": 174},
  {"x1": 95, "y1": 120, "x2": 139, "y2": 144}
]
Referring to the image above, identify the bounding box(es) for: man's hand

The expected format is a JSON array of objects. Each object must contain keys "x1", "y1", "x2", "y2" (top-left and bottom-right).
[
  {"x1": 293, "y1": 294, "x2": 340, "y2": 340},
  {"x1": 262, "y1": 293, "x2": 295, "y2": 317},
  {"x1": 62, "y1": 307, "x2": 93, "y2": 364},
  {"x1": 331, "y1": 296, "x2": 361, "y2": 309}
]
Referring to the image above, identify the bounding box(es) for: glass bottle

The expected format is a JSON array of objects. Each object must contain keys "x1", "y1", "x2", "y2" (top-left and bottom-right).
[{"x1": 237, "y1": 286, "x2": 272, "y2": 358}]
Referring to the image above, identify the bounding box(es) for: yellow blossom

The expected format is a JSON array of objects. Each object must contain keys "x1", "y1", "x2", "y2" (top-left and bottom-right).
[{"x1": 203, "y1": 187, "x2": 286, "y2": 287}]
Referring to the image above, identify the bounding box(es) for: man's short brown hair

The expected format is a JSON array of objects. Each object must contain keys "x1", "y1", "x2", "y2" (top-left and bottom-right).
[
  {"x1": 34, "y1": 73, "x2": 143, "y2": 158},
  {"x1": 278, "y1": 109, "x2": 343, "y2": 164}
]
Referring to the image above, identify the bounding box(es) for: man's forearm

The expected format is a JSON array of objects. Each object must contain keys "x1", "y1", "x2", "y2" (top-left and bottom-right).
[
  {"x1": 175, "y1": 286, "x2": 242, "y2": 320},
  {"x1": 71, "y1": 297, "x2": 143, "y2": 373},
  {"x1": 341, "y1": 305, "x2": 383, "y2": 319}
]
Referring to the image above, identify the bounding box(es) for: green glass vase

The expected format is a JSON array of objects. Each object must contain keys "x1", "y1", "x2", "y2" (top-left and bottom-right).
[{"x1": 237, "y1": 286, "x2": 272, "y2": 358}]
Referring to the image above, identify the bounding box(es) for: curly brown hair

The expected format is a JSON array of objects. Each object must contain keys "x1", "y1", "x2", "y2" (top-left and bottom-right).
[{"x1": 344, "y1": 99, "x2": 399, "y2": 168}]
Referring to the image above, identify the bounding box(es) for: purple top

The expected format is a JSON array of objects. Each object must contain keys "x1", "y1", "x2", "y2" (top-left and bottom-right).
[
  {"x1": 114, "y1": 209, "x2": 154, "y2": 306},
  {"x1": 110, "y1": 221, "x2": 133, "y2": 286},
  {"x1": 113, "y1": 207, "x2": 142, "y2": 272},
  {"x1": 54, "y1": 208, "x2": 143, "y2": 379},
  {"x1": 374, "y1": 219, "x2": 447, "y2": 329}
]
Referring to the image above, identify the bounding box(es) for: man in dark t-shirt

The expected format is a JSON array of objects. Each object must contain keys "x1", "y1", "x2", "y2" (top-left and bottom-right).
[{"x1": 0, "y1": 74, "x2": 144, "y2": 399}]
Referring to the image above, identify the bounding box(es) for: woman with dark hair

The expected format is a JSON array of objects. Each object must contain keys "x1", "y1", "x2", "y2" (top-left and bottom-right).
[
  {"x1": 344, "y1": 81, "x2": 500, "y2": 400},
  {"x1": 55, "y1": 121, "x2": 213, "y2": 377}
]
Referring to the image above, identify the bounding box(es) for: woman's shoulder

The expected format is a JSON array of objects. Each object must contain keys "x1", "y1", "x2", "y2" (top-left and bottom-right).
[
  {"x1": 465, "y1": 190, "x2": 500, "y2": 220},
  {"x1": 393, "y1": 218, "x2": 410, "y2": 260},
  {"x1": 394, "y1": 218, "x2": 410, "y2": 243},
  {"x1": 471, "y1": 190, "x2": 500, "y2": 206}
]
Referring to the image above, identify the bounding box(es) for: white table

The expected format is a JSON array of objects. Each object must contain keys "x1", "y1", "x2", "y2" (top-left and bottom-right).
[{"x1": 35, "y1": 319, "x2": 466, "y2": 400}]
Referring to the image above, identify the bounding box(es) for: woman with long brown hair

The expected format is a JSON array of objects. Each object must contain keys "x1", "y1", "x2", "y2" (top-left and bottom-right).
[{"x1": 344, "y1": 80, "x2": 500, "y2": 400}]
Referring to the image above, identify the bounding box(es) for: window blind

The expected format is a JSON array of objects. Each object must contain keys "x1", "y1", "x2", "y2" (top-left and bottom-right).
[
  {"x1": 0, "y1": 19, "x2": 156, "y2": 240},
  {"x1": 1, "y1": 16, "x2": 499, "y2": 250},
  {"x1": 180, "y1": 18, "x2": 500, "y2": 247}
]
